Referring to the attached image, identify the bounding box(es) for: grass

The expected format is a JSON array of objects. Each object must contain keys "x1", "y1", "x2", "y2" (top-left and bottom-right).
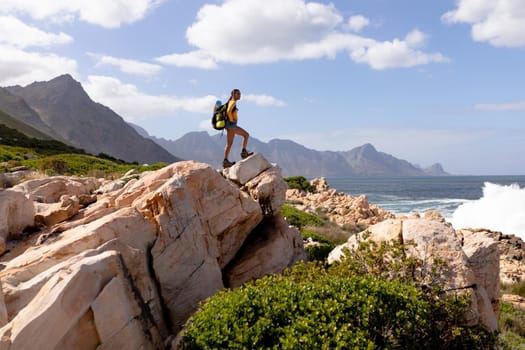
[
  {"x1": 1, "y1": 144, "x2": 166, "y2": 181},
  {"x1": 281, "y1": 203, "x2": 356, "y2": 262}
]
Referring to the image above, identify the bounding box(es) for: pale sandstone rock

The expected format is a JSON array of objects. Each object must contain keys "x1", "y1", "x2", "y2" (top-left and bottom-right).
[
  {"x1": 457, "y1": 228, "x2": 525, "y2": 285},
  {"x1": 329, "y1": 218, "x2": 499, "y2": 331},
  {"x1": 0, "y1": 190, "x2": 35, "y2": 252},
  {"x1": 225, "y1": 214, "x2": 306, "y2": 288},
  {"x1": 401, "y1": 219, "x2": 475, "y2": 289},
  {"x1": 222, "y1": 153, "x2": 272, "y2": 185},
  {"x1": 53, "y1": 309, "x2": 99, "y2": 350},
  {"x1": 0, "y1": 156, "x2": 305, "y2": 347},
  {"x1": 34, "y1": 195, "x2": 82, "y2": 227},
  {"x1": 0, "y1": 171, "x2": 39, "y2": 189},
  {"x1": 243, "y1": 165, "x2": 288, "y2": 216},
  {"x1": 0, "y1": 251, "x2": 131, "y2": 350},
  {"x1": 129, "y1": 162, "x2": 263, "y2": 331},
  {"x1": 286, "y1": 178, "x2": 394, "y2": 227},
  {"x1": 10, "y1": 176, "x2": 100, "y2": 203},
  {"x1": 422, "y1": 210, "x2": 446, "y2": 222},
  {"x1": 328, "y1": 219, "x2": 403, "y2": 263},
  {"x1": 311, "y1": 177, "x2": 330, "y2": 192},
  {"x1": 0, "y1": 208, "x2": 158, "y2": 322},
  {"x1": 0, "y1": 280, "x2": 7, "y2": 328},
  {"x1": 475, "y1": 286, "x2": 499, "y2": 332},
  {"x1": 91, "y1": 276, "x2": 160, "y2": 348},
  {"x1": 462, "y1": 230, "x2": 500, "y2": 307}
]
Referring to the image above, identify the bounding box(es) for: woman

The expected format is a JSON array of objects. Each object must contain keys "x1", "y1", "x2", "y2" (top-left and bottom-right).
[{"x1": 223, "y1": 88, "x2": 253, "y2": 168}]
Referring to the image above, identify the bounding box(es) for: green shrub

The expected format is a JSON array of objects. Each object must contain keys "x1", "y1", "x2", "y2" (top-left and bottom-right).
[
  {"x1": 182, "y1": 272, "x2": 430, "y2": 349},
  {"x1": 302, "y1": 230, "x2": 335, "y2": 262},
  {"x1": 281, "y1": 204, "x2": 323, "y2": 229},
  {"x1": 181, "y1": 238, "x2": 497, "y2": 349},
  {"x1": 39, "y1": 157, "x2": 69, "y2": 175},
  {"x1": 302, "y1": 230, "x2": 333, "y2": 245},
  {"x1": 304, "y1": 244, "x2": 333, "y2": 262},
  {"x1": 1, "y1": 143, "x2": 166, "y2": 179},
  {"x1": 499, "y1": 301, "x2": 525, "y2": 348},
  {"x1": 284, "y1": 176, "x2": 315, "y2": 193}
]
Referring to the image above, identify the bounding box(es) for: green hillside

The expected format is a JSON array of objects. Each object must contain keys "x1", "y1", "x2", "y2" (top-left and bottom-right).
[
  {"x1": 0, "y1": 110, "x2": 53, "y2": 140},
  {"x1": 1, "y1": 123, "x2": 167, "y2": 177}
]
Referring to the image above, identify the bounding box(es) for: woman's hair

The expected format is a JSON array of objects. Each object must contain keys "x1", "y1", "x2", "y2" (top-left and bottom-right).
[{"x1": 228, "y1": 89, "x2": 240, "y2": 102}]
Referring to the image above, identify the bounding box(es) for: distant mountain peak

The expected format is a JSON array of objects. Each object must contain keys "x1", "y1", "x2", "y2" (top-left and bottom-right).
[
  {"x1": 424, "y1": 163, "x2": 449, "y2": 176},
  {"x1": 3, "y1": 74, "x2": 179, "y2": 164},
  {"x1": 53, "y1": 73, "x2": 75, "y2": 81},
  {"x1": 358, "y1": 143, "x2": 377, "y2": 153}
]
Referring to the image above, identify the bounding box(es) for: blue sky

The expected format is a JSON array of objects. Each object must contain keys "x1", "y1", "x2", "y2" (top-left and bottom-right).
[{"x1": 0, "y1": 0, "x2": 524, "y2": 175}]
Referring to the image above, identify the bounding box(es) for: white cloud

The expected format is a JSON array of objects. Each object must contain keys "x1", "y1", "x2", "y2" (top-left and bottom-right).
[
  {"x1": 0, "y1": 45, "x2": 78, "y2": 86},
  {"x1": 83, "y1": 75, "x2": 217, "y2": 120},
  {"x1": 0, "y1": 15, "x2": 73, "y2": 48},
  {"x1": 347, "y1": 15, "x2": 369, "y2": 32},
  {"x1": 198, "y1": 118, "x2": 214, "y2": 132},
  {"x1": 243, "y1": 94, "x2": 286, "y2": 107},
  {"x1": 82, "y1": 76, "x2": 287, "y2": 123},
  {"x1": 184, "y1": 0, "x2": 343, "y2": 64},
  {"x1": 474, "y1": 101, "x2": 525, "y2": 112},
  {"x1": 89, "y1": 53, "x2": 162, "y2": 76},
  {"x1": 0, "y1": 0, "x2": 165, "y2": 28},
  {"x1": 442, "y1": 0, "x2": 525, "y2": 47},
  {"x1": 160, "y1": 0, "x2": 446, "y2": 70},
  {"x1": 155, "y1": 50, "x2": 218, "y2": 69},
  {"x1": 350, "y1": 30, "x2": 448, "y2": 70}
]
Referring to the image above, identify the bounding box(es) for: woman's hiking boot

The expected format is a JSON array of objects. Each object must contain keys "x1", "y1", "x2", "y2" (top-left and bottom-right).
[
  {"x1": 223, "y1": 158, "x2": 235, "y2": 168},
  {"x1": 241, "y1": 148, "x2": 253, "y2": 159}
]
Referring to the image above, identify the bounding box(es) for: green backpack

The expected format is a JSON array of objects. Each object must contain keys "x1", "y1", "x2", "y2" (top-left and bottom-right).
[{"x1": 211, "y1": 100, "x2": 228, "y2": 130}]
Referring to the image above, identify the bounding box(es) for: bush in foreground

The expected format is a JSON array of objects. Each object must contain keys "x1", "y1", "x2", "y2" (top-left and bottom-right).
[
  {"x1": 182, "y1": 272, "x2": 429, "y2": 349},
  {"x1": 181, "y1": 238, "x2": 496, "y2": 349}
]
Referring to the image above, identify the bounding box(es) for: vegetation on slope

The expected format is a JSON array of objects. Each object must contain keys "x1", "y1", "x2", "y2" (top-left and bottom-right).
[{"x1": 0, "y1": 124, "x2": 166, "y2": 178}]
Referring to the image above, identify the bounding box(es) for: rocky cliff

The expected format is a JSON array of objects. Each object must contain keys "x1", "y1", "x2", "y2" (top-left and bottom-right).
[
  {"x1": 0, "y1": 154, "x2": 305, "y2": 349},
  {"x1": 2, "y1": 75, "x2": 178, "y2": 164}
]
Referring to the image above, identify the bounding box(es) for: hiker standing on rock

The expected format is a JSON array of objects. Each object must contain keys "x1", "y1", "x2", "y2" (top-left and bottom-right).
[{"x1": 223, "y1": 88, "x2": 253, "y2": 168}]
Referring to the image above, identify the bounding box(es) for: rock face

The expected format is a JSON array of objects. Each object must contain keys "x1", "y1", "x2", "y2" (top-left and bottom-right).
[
  {"x1": 4, "y1": 74, "x2": 179, "y2": 164},
  {"x1": 0, "y1": 154, "x2": 305, "y2": 348},
  {"x1": 286, "y1": 177, "x2": 394, "y2": 227},
  {"x1": 329, "y1": 218, "x2": 500, "y2": 332}
]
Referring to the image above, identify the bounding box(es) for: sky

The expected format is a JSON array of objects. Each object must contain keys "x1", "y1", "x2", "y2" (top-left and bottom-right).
[{"x1": 0, "y1": 0, "x2": 524, "y2": 175}]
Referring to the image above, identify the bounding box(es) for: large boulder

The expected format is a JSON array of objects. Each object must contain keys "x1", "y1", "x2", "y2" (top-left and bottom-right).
[
  {"x1": 225, "y1": 215, "x2": 306, "y2": 288},
  {"x1": 10, "y1": 176, "x2": 100, "y2": 203},
  {"x1": 329, "y1": 218, "x2": 500, "y2": 332},
  {"x1": 0, "y1": 250, "x2": 163, "y2": 350},
  {"x1": 0, "y1": 155, "x2": 305, "y2": 347},
  {"x1": 0, "y1": 190, "x2": 35, "y2": 254}
]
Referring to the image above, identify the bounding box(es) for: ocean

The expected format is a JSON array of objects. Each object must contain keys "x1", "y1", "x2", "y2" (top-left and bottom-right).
[{"x1": 324, "y1": 176, "x2": 525, "y2": 239}]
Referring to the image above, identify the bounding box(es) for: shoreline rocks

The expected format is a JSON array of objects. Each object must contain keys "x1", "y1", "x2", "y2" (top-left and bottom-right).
[{"x1": 285, "y1": 177, "x2": 395, "y2": 227}]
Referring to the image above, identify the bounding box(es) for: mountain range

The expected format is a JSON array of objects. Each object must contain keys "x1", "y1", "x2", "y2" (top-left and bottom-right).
[
  {"x1": 1, "y1": 74, "x2": 448, "y2": 177},
  {"x1": 134, "y1": 126, "x2": 449, "y2": 177},
  {"x1": 0, "y1": 74, "x2": 178, "y2": 164}
]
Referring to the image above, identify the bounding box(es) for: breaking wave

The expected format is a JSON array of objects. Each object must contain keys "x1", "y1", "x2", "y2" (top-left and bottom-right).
[{"x1": 449, "y1": 182, "x2": 525, "y2": 239}]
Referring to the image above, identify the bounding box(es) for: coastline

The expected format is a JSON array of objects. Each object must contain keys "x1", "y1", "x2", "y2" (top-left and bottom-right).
[{"x1": 323, "y1": 175, "x2": 525, "y2": 239}]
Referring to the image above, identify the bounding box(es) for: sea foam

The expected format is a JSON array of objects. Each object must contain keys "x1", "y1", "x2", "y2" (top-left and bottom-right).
[{"x1": 450, "y1": 182, "x2": 525, "y2": 239}]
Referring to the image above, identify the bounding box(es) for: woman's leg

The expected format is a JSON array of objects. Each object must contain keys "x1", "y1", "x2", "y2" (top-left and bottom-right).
[
  {"x1": 234, "y1": 126, "x2": 250, "y2": 149},
  {"x1": 223, "y1": 128, "x2": 236, "y2": 160}
]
